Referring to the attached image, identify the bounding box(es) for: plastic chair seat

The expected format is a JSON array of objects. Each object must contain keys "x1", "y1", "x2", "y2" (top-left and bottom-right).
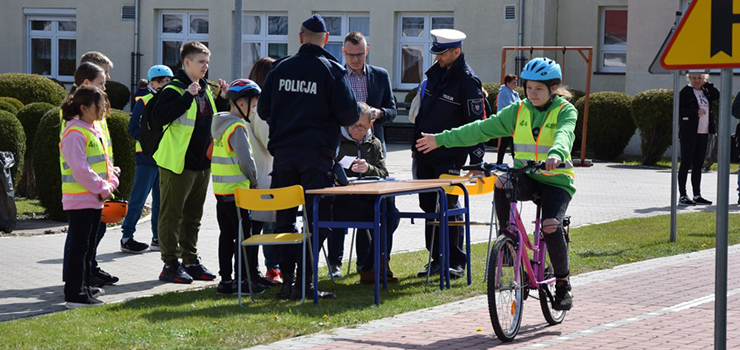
[{"x1": 243, "y1": 233, "x2": 309, "y2": 246}]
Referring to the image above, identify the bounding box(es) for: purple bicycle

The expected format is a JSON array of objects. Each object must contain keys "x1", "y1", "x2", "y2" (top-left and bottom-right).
[{"x1": 464, "y1": 160, "x2": 571, "y2": 342}]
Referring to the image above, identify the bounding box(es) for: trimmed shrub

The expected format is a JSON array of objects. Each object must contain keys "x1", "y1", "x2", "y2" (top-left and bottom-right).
[
  {"x1": 567, "y1": 89, "x2": 585, "y2": 106},
  {"x1": 34, "y1": 108, "x2": 135, "y2": 221},
  {"x1": 107, "y1": 109, "x2": 135, "y2": 199},
  {"x1": 0, "y1": 100, "x2": 18, "y2": 115},
  {"x1": 16, "y1": 102, "x2": 55, "y2": 198},
  {"x1": 34, "y1": 108, "x2": 64, "y2": 221},
  {"x1": 105, "y1": 81, "x2": 131, "y2": 110},
  {"x1": 573, "y1": 92, "x2": 634, "y2": 160},
  {"x1": 0, "y1": 97, "x2": 24, "y2": 110},
  {"x1": 631, "y1": 89, "x2": 674, "y2": 165},
  {"x1": 0, "y1": 111, "x2": 26, "y2": 186},
  {"x1": 0, "y1": 73, "x2": 67, "y2": 105}
]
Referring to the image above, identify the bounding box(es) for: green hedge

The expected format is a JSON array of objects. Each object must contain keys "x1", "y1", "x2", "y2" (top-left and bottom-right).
[
  {"x1": 105, "y1": 81, "x2": 131, "y2": 110},
  {"x1": 16, "y1": 103, "x2": 55, "y2": 199},
  {"x1": 0, "y1": 73, "x2": 67, "y2": 105},
  {"x1": 0, "y1": 100, "x2": 18, "y2": 115},
  {"x1": 0, "y1": 111, "x2": 26, "y2": 186},
  {"x1": 574, "y1": 92, "x2": 634, "y2": 160},
  {"x1": 34, "y1": 108, "x2": 64, "y2": 220},
  {"x1": 631, "y1": 89, "x2": 674, "y2": 165},
  {"x1": 0, "y1": 97, "x2": 24, "y2": 111},
  {"x1": 34, "y1": 108, "x2": 135, "y2": 221}
]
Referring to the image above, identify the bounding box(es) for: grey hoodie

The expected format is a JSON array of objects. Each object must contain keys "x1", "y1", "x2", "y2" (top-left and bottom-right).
[{"x1": 211, "y1": 111, "x2": 258, "y2": 187}]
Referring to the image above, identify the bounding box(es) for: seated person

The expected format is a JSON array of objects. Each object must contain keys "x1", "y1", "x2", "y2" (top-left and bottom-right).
[{"x1": 332, "y1": 102, "x2": 400, "y2": 284}]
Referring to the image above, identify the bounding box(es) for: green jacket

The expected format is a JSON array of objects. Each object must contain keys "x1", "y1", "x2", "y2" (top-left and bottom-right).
[
  {"x1": 338, "y1": 127, "x2": 388, "y2": 178},
  {"x1": 435, "y1": 95, "x2": 577, "y2": 197}
]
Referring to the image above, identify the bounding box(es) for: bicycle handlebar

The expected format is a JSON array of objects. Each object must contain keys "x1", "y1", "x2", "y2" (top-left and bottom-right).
[{"x1": 462, "y1": 160, "x2": 566, "y2": 177}]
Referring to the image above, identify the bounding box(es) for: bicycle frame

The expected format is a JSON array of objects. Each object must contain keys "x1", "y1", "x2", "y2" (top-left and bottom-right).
[{"x1": 498, "y1": 200, "x2": 556, "y2": 290}]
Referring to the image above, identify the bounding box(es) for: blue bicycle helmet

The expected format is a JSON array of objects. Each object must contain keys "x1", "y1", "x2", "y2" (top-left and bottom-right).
[
  {"x1": 147, "y1": 65, "x2": 174, "y2": 81},
  {"x1": 520, "y1": 57, "x2": 562, "y2": 84},
  {"x1": 226, "y1": 79, "x2": 261, "y2": 121}
]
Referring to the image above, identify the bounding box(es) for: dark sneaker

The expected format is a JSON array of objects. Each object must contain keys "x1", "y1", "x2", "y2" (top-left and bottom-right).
[
  {"x1": 328, "y1": 264, "x2": 343, "y2": 279},
  {"x1": 693, "y1": 196, "x2": 712, "y2": 205},
  {"x1": 120, "y1": 238, "x2": 149, "y2": 254},
  {"x1": 159, "y1": 262, "x2": 193, "y2": 284},
  {"x1": 290, "y1": 283, "x2": 336, "y2": 300},
  {"x1": 417, "y1": 261, "x2": 440, "y2": 277},
  {"x1": 552, "y1": 280, "x2": 573, "y2": 311},
  {"x1": 91, "y1": 269, "x2": 119, "y2": 286},
  {"x1": 217, "y1": 280, "x2": 235, "y2": 294},
  {"x1": 183, "y1": 259, "x2": 216, "y2": 281},
  {"x1": 240, "y1": 280, "x2": 266, "y2": 295},
  {"x1": 359, "y1": 270, "x2": 399, "y2": 284},
  {"x1": 449, "y1": 264, "x2": 465, "y2": 279},
  {"x1": 65, "y1": 296, "x2": 103, "y2": 309},
  {"x1": 252, "y1": 272, "x2": 278, "y2": 287},
  {"x1": 679, "y1": 195, "x2": 696, "y2": 205},
  {"x1": 149, "y1": 239, "x2": 160, "y2": 251}
]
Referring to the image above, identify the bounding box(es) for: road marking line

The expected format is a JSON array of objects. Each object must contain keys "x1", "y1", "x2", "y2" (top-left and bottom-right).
[{"x1": 515, "y1": 287, "x2": 740, "y2": 350}]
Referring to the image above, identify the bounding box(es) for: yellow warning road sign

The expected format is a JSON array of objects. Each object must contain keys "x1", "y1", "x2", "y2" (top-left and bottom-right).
[{"x1": 660, "y1": 0, "x2": 740, "y2": 69}]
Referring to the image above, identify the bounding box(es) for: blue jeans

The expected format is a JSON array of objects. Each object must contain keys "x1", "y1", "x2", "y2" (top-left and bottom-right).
[
  {"x1": 121, "y1": 163, "x2": 160, "y2": 241},
  {"x1": 327, "y1": 228, "x2": 346, "y2": 267}
]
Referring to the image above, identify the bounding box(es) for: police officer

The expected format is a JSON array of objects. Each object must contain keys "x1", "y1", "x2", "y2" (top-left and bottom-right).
[
  {"x1": 412, "y1": 29, "x2": 490, "y2": 278},
  {"x1": 258, "y1": 14, "x2": 359, "y2": 300}
]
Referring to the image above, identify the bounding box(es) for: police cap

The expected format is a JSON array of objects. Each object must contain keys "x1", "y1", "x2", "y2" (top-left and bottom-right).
[
  {"x1": 302, "y1": 14, "x2": 327, "y2": 33},
  {"x1": 430, "y1": 29, "x2": 466, "y2": 55}
]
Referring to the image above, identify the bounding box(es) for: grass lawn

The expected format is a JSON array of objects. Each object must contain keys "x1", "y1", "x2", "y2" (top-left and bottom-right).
[
  {"x1": 1, "y1": 212, "x2": 739, "y2": 350},
  {"x1": 15, "y1": 198, "x2": 47, "y2": 220},
  {"x1": 617, "y1": 155, "x2": 739, "y2": 173}
]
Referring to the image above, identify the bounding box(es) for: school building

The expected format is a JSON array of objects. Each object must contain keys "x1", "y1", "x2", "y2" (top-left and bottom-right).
[{"x1": 1, "y1": 0, "x2": 738, "y2": 152}]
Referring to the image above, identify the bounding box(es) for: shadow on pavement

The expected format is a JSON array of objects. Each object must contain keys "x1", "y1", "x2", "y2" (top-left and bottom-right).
[
  {"x1": 36, "y1": 249, "x2": 160, "y2": 265},
  {"x1": 634, "y1": 204, "x2": 739, "y2": 214}
]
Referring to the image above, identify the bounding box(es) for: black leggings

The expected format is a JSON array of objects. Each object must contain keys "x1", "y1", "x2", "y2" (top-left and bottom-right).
[
  {"x1": 494, "y1": 174, "x2": 571, "y2": 279},
  {"x1": 496, "y1": 137, "x2": 515, "y2": 165},
  {"x1": 64, "y1": 209, "x2": 102, "y2": 302},
  {"x1": 679, "y1": 134, "x2": 709, "y2": 197},
  {"x1": 215, "y1": 195, "x2": 261, "y2": 281}
]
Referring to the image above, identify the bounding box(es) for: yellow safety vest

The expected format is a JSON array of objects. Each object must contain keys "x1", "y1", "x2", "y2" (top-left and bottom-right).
[
  {"x1": 133, "y1": 93, "x2": 154, "y2": 153},
  {"x1": 59, "y1": 110, "x2": 114, "y2": 163},
  {"x1": 211, "y1": 121, "x2": 250, "y2": 195},
  {"x1": 153, "y1": 79, "x2": 217, "y2": 174},
  {"x1": 512, "y1": 103, "x2": 574, "y2": 178},
  {"x1": 59, "y1": 126, "x2": 110, "y2": 195}
]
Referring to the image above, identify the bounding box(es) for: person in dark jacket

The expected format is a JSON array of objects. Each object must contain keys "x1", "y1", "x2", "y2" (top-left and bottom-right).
[
  {"x1": 677, "y1": 72, "x2": 719, "y2": 205},
  {"x1": 258, "y1": 14, "x2": 359, "y2": 300},
  {"x1": 412, "y1": 29, "x2": 490, "y2": 278}
]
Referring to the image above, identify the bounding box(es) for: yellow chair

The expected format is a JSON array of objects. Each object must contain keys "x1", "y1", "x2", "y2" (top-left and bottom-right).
[
  {"x1": 234, "y1": 185, "x2": 313, "y2": 305},
  {"x1": 426, "y1": 174, "x2": 498, "y2": 283}
]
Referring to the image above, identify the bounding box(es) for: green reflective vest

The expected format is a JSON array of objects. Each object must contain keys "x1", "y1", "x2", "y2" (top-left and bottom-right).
[
  {"x1": 59, "y1": 110, "x2": 114, "y2": 163},
  {"x1": 133, "y1": 93, "x2": 154, "y2": 153},
  {"x1": 59, "y1": 125, "x2": 110, "y2": 195},
  {"x1": 153, "y1": 79, "x2": 217, "y2": 174},
  {"x1": 211, "y1": 122, "x2": 250, "y2": 195},
  {"x1": 512, "y1": 103, "x2": 574, "y2": 178}
]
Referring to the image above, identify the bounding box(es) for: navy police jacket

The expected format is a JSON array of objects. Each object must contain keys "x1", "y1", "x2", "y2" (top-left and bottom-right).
[
  {"x1": 413, "y1": 53, "x2": 489, "y2": 164},
  {"x1": 258, "y1": 44, "x2": 359, "y2": 156}
]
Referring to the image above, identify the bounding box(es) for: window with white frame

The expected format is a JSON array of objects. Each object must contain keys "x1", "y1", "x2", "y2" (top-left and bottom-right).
[
  {"x1": 159, "y1": 11, "x2": 209, "y2": 73},
  {"x1": 242, "y1": 13, "x2": 289, "y2": 75},
  {"x1": 320, "y1": 13, "x2": 370, "y2": 65},
  {"x1": 396, "y1": 13, "x2": 454, "y2": 89},
  {"x1": 599, "y1": 7, "x2": 627, "y2": 73},
  {"x1": 26, "y1": 9, "x2": 77, "y2": 82}
]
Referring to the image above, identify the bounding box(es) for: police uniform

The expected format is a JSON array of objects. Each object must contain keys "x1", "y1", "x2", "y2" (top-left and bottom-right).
[
  {"x1": 412, "y1": 29, "x2": 490, "y2": 271},
  {"x1": 257, "y1": 14, "x2": 359, "y2": 293}
]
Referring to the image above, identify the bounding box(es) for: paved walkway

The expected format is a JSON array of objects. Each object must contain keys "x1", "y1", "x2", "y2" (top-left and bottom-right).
[{"x1": 1, "y1": 144, "x2": 739, "y2": 347}]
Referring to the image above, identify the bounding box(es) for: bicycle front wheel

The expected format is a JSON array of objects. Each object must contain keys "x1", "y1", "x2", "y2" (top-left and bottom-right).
[
  {"x1": 487, "y1": 235, "x2": 524, "y2": 342},
  {"x1": 539, "y1": 246, "x2": 567, "y2": 325}
]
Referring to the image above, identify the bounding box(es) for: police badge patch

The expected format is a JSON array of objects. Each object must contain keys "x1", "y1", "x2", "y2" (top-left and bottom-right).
[{"x1": 468, "y1": 98, "x2": 484, "y2": 116}]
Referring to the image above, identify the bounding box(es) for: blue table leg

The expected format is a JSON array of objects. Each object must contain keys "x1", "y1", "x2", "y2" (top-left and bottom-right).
[
  {"x1": 462, "y1": 186, "x2": 472, "y2": 286},
  {"x1": 373, "y1": 196, "x2": 382, "y2": 306},
  {"x1": 381, "y1": 197, "x2": 388, "y2": 291}
]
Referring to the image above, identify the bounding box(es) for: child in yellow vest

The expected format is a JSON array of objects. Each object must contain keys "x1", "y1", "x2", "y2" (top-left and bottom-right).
[
  {"x1": 211, "y1": 79, "x2": 270, "y2": 294},
  {"x1": 60, "y1": 86, "x2": 119, "y2": 308}
]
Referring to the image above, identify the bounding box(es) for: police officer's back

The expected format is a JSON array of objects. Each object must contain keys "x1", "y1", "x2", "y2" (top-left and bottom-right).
[{"x1": 256, "y1": 14, "x2": 358, "y2": 301}]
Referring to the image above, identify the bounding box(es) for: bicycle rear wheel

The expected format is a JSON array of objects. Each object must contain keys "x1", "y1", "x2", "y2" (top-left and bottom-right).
[
  {"x1": 487, "y1": 235, "x2": 524, "y2": 342},
  {"x1": 539, "y1": 246, "x2": 567, "y2": 325}
]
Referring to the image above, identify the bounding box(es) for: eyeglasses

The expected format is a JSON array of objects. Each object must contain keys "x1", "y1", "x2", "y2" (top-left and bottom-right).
[
  {"x1": 344, "y1": 52, "x2": 366, "y2": 60},
  {"x1": 350, "y1": 124, "x2": 369, "y2": 131}
]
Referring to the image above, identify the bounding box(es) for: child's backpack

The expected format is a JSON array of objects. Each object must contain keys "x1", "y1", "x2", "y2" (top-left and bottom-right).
[{"x1": 139, "y1": 80, "x2": 187, "y2": 156}]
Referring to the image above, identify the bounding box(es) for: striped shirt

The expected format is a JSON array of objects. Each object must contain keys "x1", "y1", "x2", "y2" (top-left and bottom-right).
[{"x1": 347, "y1": 67, "x2": 368, "y2": 103}]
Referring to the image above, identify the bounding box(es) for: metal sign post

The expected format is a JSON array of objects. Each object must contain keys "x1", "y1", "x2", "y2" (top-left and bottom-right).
[{"x1": 670, "y1": 69, "x2": 679, "y2": 243}]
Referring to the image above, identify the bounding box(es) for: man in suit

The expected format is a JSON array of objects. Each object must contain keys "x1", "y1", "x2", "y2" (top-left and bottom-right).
[{"x1": 325, "y1": 31, "x2": 397, "y2": 279}]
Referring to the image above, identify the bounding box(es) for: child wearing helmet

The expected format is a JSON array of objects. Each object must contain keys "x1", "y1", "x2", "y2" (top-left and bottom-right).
[
  {"x1": 120, "y1": 65, "x2": 174, "y2": 254},
  {"x1": 59, "y1": 86, "x2": 119, "y2": 308},
  {"x1": 416, "y1": 57, "x2": 576, "y2": 311},
  {"x1": 211, "y1": 79, "x2": 270, "y2": 295}
]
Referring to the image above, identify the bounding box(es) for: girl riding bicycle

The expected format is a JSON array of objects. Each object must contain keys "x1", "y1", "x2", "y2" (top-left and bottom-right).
[{"x1": 416, "y1": 57, "x2": 576, "y2": 311}]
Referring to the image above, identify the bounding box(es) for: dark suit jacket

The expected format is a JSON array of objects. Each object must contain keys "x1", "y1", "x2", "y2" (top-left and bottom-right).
[{"x1": 350, "y1": 64, "x2": 396, "y2": 147}]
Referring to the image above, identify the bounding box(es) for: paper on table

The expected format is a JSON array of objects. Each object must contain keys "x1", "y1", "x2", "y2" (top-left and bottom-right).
[{"x1": 338, "y1": 156, "x2": 356, "y2": 169}]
